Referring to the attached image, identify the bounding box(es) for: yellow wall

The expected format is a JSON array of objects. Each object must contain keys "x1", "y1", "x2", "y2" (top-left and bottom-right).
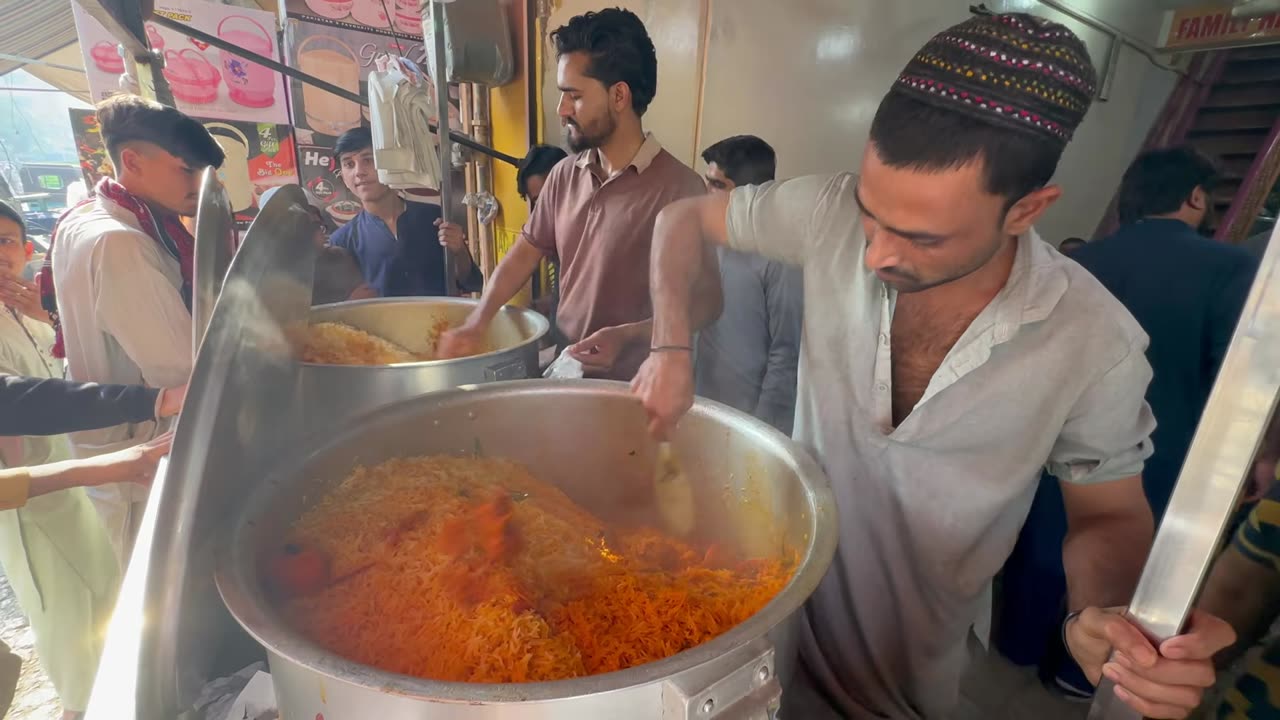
[{"x1": 488, "y1": 0, "x2": 535, "y2": 306}]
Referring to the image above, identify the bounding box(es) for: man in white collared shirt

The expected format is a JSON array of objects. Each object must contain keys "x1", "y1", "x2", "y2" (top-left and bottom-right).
[
  {"x1": 633, "y1": 12, "x2": 1234, "y2": 720},
  {"x1": 49, "y1": 95, "x2": 223, "y2": 566}
]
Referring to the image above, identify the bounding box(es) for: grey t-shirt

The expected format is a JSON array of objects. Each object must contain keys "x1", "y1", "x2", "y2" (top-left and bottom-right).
[
  {"x1": 695, "y1": 246, "x2": 803, "y2": 434},
  {"x1": 726, "y1": 174, "x2": 1154, "y2": 719}
]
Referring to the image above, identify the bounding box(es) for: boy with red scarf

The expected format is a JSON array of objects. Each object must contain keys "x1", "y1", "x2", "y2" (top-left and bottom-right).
[{"x1": 42, "y1": 95, "x2": 223, "y2": 566}]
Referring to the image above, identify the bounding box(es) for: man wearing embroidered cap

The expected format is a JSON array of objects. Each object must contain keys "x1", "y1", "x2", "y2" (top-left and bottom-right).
[{"x1": 633, "y1": 12, "x2": 1233, "y2": 720}]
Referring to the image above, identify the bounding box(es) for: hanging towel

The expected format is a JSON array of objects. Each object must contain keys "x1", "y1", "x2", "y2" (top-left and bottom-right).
[{"x1": 368, "y1": 57, "x2": 443, "y2": 191}]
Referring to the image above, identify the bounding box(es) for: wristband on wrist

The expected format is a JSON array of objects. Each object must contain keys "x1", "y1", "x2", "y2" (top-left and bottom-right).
[
  {"x1": 1062, "y1": 609, "x2": 1083, "y2": 653},
  {"x1": 650, "y1": 345, "x2": 694, "y2": 354}
]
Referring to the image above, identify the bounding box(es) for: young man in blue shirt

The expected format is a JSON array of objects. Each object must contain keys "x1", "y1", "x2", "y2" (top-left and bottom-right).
[{"x1": 328, "y1": 127, "x2": 483, "y2": 297}]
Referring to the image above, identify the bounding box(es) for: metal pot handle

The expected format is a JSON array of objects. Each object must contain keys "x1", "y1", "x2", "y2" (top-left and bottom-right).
[
  {"x1": 484, "y1": 358, "x2": 527, "y2": 382},
  {"x1": 661, "y1": 637, "x2": 781, "y2": 720}
]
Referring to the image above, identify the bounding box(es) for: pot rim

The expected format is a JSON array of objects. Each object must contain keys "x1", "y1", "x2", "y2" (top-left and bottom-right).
[
  {"x1": 215, "y1": 379, "x2": 838, "y2": 703},
  {"x1": 301, "y1": 296, "x2": 551, "y2": 369}
]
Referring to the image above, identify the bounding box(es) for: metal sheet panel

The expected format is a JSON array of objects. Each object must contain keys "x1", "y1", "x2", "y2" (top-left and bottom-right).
[
  {"x1": 85, "y1": 186, "x2": 320, "y2": 719},
  {"x1": 192, "y1": 169, "x2": 235, "y2": 352},
  {"x1": 1089, "y1": 224, "x2": 1280, "y2": 719}
]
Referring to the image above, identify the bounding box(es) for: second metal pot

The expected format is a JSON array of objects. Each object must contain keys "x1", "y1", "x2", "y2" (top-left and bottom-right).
[{"x1": 299, "y1": 296, "x2": 549, "y2": 431}]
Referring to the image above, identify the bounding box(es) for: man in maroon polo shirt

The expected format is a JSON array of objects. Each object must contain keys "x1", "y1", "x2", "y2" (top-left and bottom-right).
[{"x1": 437, "y1": 8, "x2": 707, "y2": 381}]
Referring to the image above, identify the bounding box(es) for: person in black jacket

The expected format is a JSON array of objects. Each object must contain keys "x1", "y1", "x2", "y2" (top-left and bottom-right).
[{"x1": 0, "y1": 376, "x2": 184, "y2": 436}]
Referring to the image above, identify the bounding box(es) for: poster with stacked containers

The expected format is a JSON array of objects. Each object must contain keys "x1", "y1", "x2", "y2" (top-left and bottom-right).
[
  {"x1": 72, "y1": 0, "x2": 289, "y2": 125},
  {"x1": 282, "y1": 0, "x2": 424, "y2": 40},
  {"x1": 284, "y1": 19, "x2": 460, "y2": 226},
  {"x1": 70, "y1": 0, "x2": 298, "y2": 229}
]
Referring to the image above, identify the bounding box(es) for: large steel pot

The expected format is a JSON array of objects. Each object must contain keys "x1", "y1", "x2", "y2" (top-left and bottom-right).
[
  {"x1": 217, "y1": 380, "x2": 837, "y2": 720},
  {"x1": 300, "y1": 297, "x2": 549, "y2": 430}
]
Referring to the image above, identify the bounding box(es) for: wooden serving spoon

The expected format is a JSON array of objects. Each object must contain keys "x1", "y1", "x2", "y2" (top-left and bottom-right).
[{"x1": 653, "y1": 440, "x2": 695, "y2": 538}]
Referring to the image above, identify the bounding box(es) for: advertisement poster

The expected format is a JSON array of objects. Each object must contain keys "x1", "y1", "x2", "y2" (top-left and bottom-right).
[
  {"x1": 201, "y1": 120, "x2": 300, "y2": 230},
  {"x1": 294, "y1": 135, "x2": 362, "y2": 227},
  {"x1": 284, "y1": 19, "x2": 459, "y2": 136},
  {"x1": 294, "y1": 134, "x2": 441, "y2": 229},
  {"x1": 69, "y1": 110, "x2": 298, "y2": 231},
  {"x1": 69, "y1": 109, "x2": 114, "y2": 188},
  {"x1": 283, "y1": 0, "x2": 423, "y2": 40},
  {"x1": 1159, "y1": 4, "x2": 1280, "y2": 49},
  {"x1": 72, "y1": 0, "x2": 289, "y2": 125}
]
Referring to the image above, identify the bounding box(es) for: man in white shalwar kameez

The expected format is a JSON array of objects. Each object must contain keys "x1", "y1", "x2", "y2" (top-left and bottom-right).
[{"x1": 44, "y1": 96, "x2": 223, "y2": 566}]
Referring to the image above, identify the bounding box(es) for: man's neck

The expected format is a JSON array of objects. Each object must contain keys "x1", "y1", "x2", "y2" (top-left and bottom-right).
[
  {"x1": 909, "y1": 234, "x2": 1019, "y2": 314},
  {"x1": 596, "y1": 123, "x2": 647, "y2": 177},
  {"x1": 115, "y1": 177, "x2": 164, "y2": 215},
  {"x1": 1144, "y1": 211, "x2": 1196, "y2": 229},
  {"x1": 364, "y1": 192, "x2": 404, "y2": 224}
]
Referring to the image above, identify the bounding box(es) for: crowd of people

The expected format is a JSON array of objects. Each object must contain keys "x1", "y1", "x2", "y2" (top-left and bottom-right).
[{"x1": 0, "y1": 5, "x2": 1278, "y2": 720}]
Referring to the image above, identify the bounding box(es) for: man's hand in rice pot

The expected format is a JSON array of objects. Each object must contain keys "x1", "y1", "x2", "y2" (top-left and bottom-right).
[
  {"x1": 438, "y1": 322, "x2": 486, "y2": 360},
  {"x1": 631, "y1": 350, "x2": 694, "y2": 439}
]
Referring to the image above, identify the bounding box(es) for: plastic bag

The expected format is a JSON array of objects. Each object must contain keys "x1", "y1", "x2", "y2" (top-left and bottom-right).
[{"x1": 542, "y1": 348, "x2": 584, "y2": 379}]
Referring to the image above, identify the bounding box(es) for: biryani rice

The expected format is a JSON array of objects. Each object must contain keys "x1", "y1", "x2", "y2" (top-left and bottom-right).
[
  {"x1": 302, "y1": 317, "x2": 459, "y2": 365},
  {"x1": 273, "y1": 456, "x2": 793, "y2": 683}
]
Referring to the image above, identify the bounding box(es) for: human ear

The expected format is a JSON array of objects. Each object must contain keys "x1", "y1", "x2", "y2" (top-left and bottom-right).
[{"x1": 1003, "y1": 185, "x2": 1063, "y2": 237}]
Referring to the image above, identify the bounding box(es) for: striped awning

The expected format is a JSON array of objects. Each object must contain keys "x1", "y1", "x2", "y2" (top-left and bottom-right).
[{"x1": 0, "y1": 0, "x2": 79, "y2": 78}]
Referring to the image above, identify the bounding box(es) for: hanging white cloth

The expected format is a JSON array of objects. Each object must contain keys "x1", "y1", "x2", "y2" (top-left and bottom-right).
[{"x1": 368, "y1": 56, "x2": 443, "y2": 191}]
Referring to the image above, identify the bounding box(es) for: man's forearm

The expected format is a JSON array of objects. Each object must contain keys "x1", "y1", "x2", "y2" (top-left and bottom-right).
[
  {"x1": 651, "y1": 200, "x2": 715, "y2": 347},
  {"x1": 0, "y1": 461, "x2": 94, "y2": 509},
  {"x1": 467, "y1": 239, "x2": 543, "y2": 327},
  {"x1": 1261, "y1": 409, "x2": 1280, "y2": 462},
  {"x1": 0, "y1": 376, "x2": 158, "y2": 436},
  {"x1": 689, "y1": 246, "x2": 724, "y2": 332},
  {"x1": 1064, "y1": 509, "x2": 1154, "y2": 610},
  {"x1": 1198, "y1": 548, "x2": 1280, "y2": 667}
]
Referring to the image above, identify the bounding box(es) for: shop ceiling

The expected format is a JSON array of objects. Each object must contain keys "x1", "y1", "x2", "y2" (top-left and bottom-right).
[
  {"x1": 0, "y1": 0, "x2": 274, "y2": 102},
  {"x1": 0, "y1": 0, "x2": 1273, "y2": 103}
]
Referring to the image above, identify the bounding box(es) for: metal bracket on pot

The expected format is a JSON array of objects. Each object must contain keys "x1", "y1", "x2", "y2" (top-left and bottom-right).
[
  {"x1": 662, "y1": 638, "x2": 781, "y2": 720},
  {"x1": 485, "y1": 358, "x2": 527, "y2": 382}
]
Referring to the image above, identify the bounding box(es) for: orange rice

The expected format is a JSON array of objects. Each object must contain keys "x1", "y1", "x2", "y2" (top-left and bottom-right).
[
  {"x1": 272, "y1": 456, "x2": 793, "y2": 683},
  {"x1": 301, "y1": 318, "x2": 479, "y2": 365},
  {"x1": 301, "y1": 322, "x2": 422, "y2": 365}
]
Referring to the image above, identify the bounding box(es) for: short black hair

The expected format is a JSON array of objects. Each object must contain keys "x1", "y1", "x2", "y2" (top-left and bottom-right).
[
  {"x1": 1059, "y1": 237, "x2": 1087, "y2": 253},
  {"x1": 869, "y1": 90, "x2": 1064, "y2": 209},
  {"x1": 552, "y1": 8, "x2": 657, "y2": 117},
  {"x1": 701, "y1": 135, "x2": 776, "y2": 186},
  {"x1": 96, "y1": 94, "x2": 224, "y2": 169},
  {"x1": 1117, "y1": 147, "x2": 1219, "y2": 225},
  {"x1": 0, "y1": 201, "x2": 25, "y2": 239},
  {"x1": 517, "y1": 145, "x2": 569, "y2": 199},
  {"x1": 334, "y1": 127, "x2": 374, "y2": 163}
]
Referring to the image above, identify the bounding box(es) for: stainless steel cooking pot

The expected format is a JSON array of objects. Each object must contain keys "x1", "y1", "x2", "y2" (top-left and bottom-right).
[
  {"x1": 217, "y1": 380, "x2": 837, "y2": 720},
  {"x1": 299, "y1": 297, "x2": 549, "y2": 431}
]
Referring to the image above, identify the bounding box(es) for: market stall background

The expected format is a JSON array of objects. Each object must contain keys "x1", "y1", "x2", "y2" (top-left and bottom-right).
[
  {"x1": 69, "y1": 0, "x2": 300, "y2": 230},
  {"x1": 282, "y1": 0, "x2": 426, "y2": 39}
]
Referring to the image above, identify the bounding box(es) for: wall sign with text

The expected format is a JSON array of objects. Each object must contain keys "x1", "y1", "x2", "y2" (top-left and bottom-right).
[{"x1": 1160, "y1": 4, "x2": 1280, "y2": 49}]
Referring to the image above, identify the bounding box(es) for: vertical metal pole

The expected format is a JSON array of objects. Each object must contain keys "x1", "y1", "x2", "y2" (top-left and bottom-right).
[{"x1": 430, "y1": 1, "x2": 456, "y2": 295}]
